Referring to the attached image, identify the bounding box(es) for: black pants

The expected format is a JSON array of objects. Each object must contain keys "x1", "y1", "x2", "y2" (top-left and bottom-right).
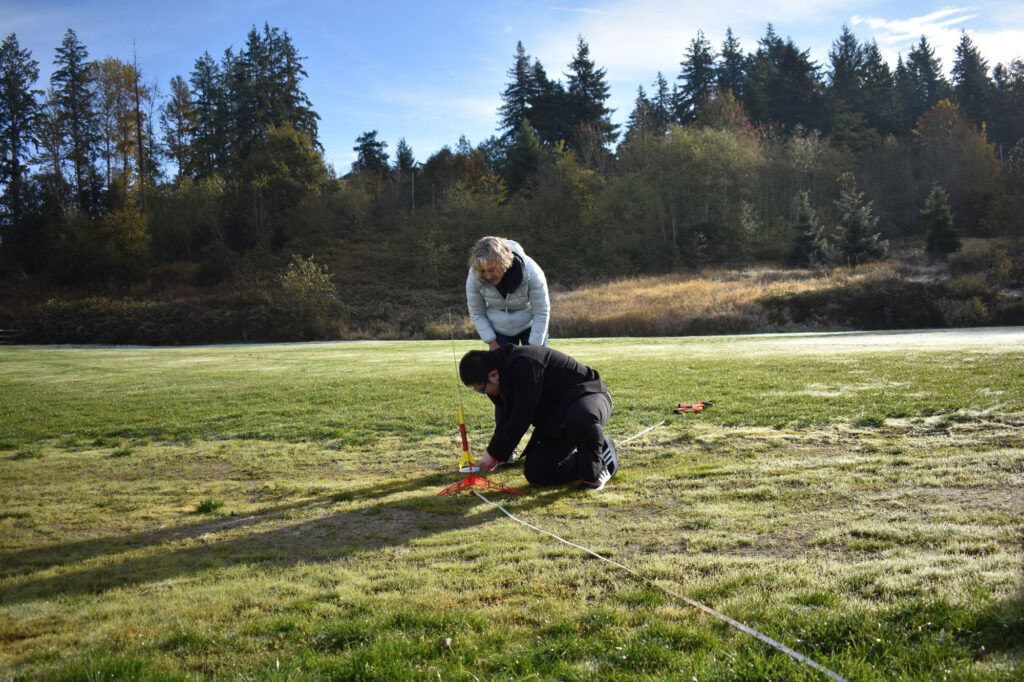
[{"x1": 522, "y1": 391, "x2": 612, "y2": 486}]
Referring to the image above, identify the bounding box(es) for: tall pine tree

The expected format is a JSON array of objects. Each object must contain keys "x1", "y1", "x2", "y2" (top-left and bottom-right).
[
  {"x1": 744, "y1": 25, "x2": 824, "y2": 131},
  {"x1": 160, "y1": 75, "x2": 197, "y2": 181},
  {"x1": 0, "y1": 33, "x2": 41, "y2": 233},
  {"x1": 565, "y1": 36, "x2": 617, "y2": 147},
  {"x1": 498, "y1": 42, "x2": 533, "y2": 140},
  {"x1": 860, "y1": 41, "x2": 900, "y2": 136},
  {"x1": 990, "y1": 59, "x2": 1024, "y2": 152},
  {"x1": 51, "y1": 28, "x2": 99, "y2": 211},
  {"x1": 528, "y1": 58, "x2": 569, "y2": 146},
  {"x1": 902, "y1": 37, "x2": 948, "y2": 126},
  {"x1": 952, "y1": 31, "x2": 993, "y2": 127},
  {"x1": 188, "y1": 51, "x2": 226, "y2": 177},
  {"x1": 827, "y1": 24, "x2": 864, "y2": 107},
  {"x1": 716, "y1": 28, "x2": 745, "y2": 99},
  {"x1": 676, "y1": 30, "x2": 716, "y2": 123}
]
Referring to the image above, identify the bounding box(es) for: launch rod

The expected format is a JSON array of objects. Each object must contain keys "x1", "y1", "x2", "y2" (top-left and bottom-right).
[
  {"x1": 458, "y1": 402, "x2": 469, "y2": 453},
  {"x1": 449, "y1": 309, "x2": 478, "y2": 473}
]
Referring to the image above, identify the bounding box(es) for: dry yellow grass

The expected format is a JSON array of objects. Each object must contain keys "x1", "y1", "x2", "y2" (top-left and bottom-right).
[{"x1": 551, "y1": 262, "x2": 903, "y2": 337}]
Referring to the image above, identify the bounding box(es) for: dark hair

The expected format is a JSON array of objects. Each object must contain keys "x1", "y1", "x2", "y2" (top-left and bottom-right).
[{"x1": 459, "y1": 350, "x2": 496, "y2": 385}]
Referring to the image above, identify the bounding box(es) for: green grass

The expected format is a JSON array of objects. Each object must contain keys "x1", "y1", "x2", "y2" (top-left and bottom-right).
[{"x1": 1, "y1": 330, "x2": 1022, "y2": 680}]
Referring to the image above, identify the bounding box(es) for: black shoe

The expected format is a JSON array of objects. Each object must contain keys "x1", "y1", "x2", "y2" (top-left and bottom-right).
[
  {"x1": 577, "y1": 466, "x2": 612, "y2": 491},
  {"x1": 600, "y1": 435, "x2": 617, "y2": 476}
]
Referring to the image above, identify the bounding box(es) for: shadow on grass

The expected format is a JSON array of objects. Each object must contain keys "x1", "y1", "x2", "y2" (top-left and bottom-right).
[
  {"x1": 0, "y1": 469, "x2": 578, "y2": 604},
  {"x1": 977, "y1": 579, "x2": 1024, "y2": 657}
]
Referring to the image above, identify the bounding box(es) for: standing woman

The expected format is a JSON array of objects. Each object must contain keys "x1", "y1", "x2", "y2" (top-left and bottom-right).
[{"x1": 466, "y1": 236, "x2": 550, "y2": 350}]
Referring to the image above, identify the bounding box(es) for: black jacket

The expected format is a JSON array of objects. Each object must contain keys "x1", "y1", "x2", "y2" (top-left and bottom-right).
[{"x1": 485, "y1": 345, "x2": 608, "y2": 460}]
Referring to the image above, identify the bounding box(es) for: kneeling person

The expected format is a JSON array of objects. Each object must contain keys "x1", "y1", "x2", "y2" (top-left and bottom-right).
[{"x1": 459, "y1": 345, "x2": 616, "y2": 490}]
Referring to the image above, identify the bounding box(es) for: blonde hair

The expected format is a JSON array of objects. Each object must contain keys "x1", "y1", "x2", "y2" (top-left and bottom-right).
[{"x1": 469, "y1": 236, "x2": 514, "y2": 272}]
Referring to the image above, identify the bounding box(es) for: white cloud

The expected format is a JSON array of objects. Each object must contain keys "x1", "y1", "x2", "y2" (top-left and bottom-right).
[
  {"x1": 851, "y1": 6, "x2": 1022, "y2": 72},
  {"x1": 970, "y1": 27, "x2": 1024, "y2": 65}
]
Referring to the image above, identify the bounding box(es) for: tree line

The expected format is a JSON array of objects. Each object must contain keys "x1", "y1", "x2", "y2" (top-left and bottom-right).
[{"x1": 1, "y1": 23, "x2": 1022, "y2": 296}]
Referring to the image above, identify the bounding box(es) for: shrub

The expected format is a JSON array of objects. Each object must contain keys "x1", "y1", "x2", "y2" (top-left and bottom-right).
[
  {"x1": 950, "y1": 275, "x2": 989, "y2": 298},
  {"x1": 993, "y1": 250, "x2": 1013, "y2": 286},
  {"x1": 279, "y1": 255, "x2": 341, "y2": 338},
  {"x1": 195, "y1": 499, "x2": 224, "y2": 514},
  {"x1": 938, "y1": 297, "x2": 989, "y2": 326}
]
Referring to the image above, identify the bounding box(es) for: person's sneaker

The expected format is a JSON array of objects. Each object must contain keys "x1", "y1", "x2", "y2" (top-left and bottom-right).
[
  {"x1": 600, "y1": 435, "x2": 617, "y2": 476},
  {"x1": 577, "y1": 466, "x2": 612, "y2": 491}
]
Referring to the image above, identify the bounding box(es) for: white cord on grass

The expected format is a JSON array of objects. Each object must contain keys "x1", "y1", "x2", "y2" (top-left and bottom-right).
[
  {"x1": 614, "y1": 419, "x2": 665, "y2": 447},
  {"x1": 472, "y1": 422, "x2": 849, "y2": 682}
]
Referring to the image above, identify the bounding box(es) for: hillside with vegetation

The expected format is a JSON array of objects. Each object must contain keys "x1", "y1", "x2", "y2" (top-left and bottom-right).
[{"x1": 1, "y1": 24, "x2": 1023, "y2": 344}]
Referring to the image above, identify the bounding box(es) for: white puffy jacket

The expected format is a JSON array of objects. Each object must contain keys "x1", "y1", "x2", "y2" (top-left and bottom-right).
[{"x1": 465, "y1": 239, "x2": 550, "y2": 346}]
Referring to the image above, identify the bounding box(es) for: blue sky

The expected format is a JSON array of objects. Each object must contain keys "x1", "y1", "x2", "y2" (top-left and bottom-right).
[{"x1": 3, "y1": 0, "x2": 1023, "y2": 172}]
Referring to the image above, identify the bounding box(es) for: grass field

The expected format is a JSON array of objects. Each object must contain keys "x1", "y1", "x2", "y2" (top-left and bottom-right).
[{"x1": 1, "y1": 329, "x2": 1023, "y2": 681}]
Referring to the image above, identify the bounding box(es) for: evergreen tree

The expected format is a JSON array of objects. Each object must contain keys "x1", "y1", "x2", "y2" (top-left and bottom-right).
[
  {"x1": 716, "y1": 28, "x2": 745, "y2": 99},
  {"x1": 650, "y1": 72, "x2": 672, "y2": 133},
  {"x1": 189, "y1": 51, "x2": 226, "y2": 177},
  {"x1": 903, "y1": 37, "x2": 948, "y2": 126},
  {"x1": 922, "y1": 183, "x2": 960, "y2": 257},
  {"x1": 826, "y1": 25, "x2": 874, "y2": 149},
  {"x1": 188, "y1": 25, "x2": 319, "y2": 179},
  {"x1": 564, "y1": 35, "x2": 617, "y2": 146},
  {"x1": 351, "y1": 130, "x2": 388, "y2": 176},
  {"x1": 0, "y1": 33, "x2": 41, "y2": 234},
  {"x1": 504, "y1": 117, "x2": 543, "y2": 193},
  {"x1": 160, "y1": 74, "x2": 197, "y2": 181},
  {"x1": 827, "y1": 25, "x2": 864, "y2": 107},
  {"x1": 744, "y1": 25, "x2": 824, "y2": 131},
  {"x1": 51, "y1": 28, "x2": 99, "y2": 211},
  {"x1": 676, "y1": 30, "x2": 716, "y2": 123},
  {"x1": 393, "y1": 137, "x2": 415, "y2": 173},
  {"x1": 498, "y1": 41, "x2": 533, "y2": 139},
  {"x1": 227, "y1": 24, "x2": 320, "y2": 162},
  {"x1": 835, "y1": 173, "x2": 887, "y2": 265},
  {"x1": 262, "y1": 24, "x2": 319, "y2": 147},
  {"x1": 497, "y1": 43, "x2": 568, "y2": 146},
  {"x1": 952, "y1": 31, "x2": 992, "y2": 127},
  {"x1": 392, "y1": 137, "x2": 417, "y2": 212},
  {"x1": 528, "y1": 58, "x2": 569, "y2": 146},
  {"x1": 625, "y1": 85, "x2": 654, "y2": 138},
  {"x1": 894, "y1": 55, "x2": 915, "y2": 131},
  {"x1": 787, "y1": 190, "x2": 832, "y2": 266},
  {"x1": 991, "y1": 58, "x2": 1024, "y2": 152},
  {"x1": 860, "y1": 41, "x2": 900, "y2": 136},
  {"x1": 623, "y1": 74, "x2": 671, "y2": 142}
]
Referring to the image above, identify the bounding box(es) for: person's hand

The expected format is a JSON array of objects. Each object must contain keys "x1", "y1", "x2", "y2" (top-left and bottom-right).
[
  {"x1": 477, "y1": 451, "x2": 500, "y2": 471},
  {"x1": 487, "y1": 340, "x2": 500, "y2": 350}
]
